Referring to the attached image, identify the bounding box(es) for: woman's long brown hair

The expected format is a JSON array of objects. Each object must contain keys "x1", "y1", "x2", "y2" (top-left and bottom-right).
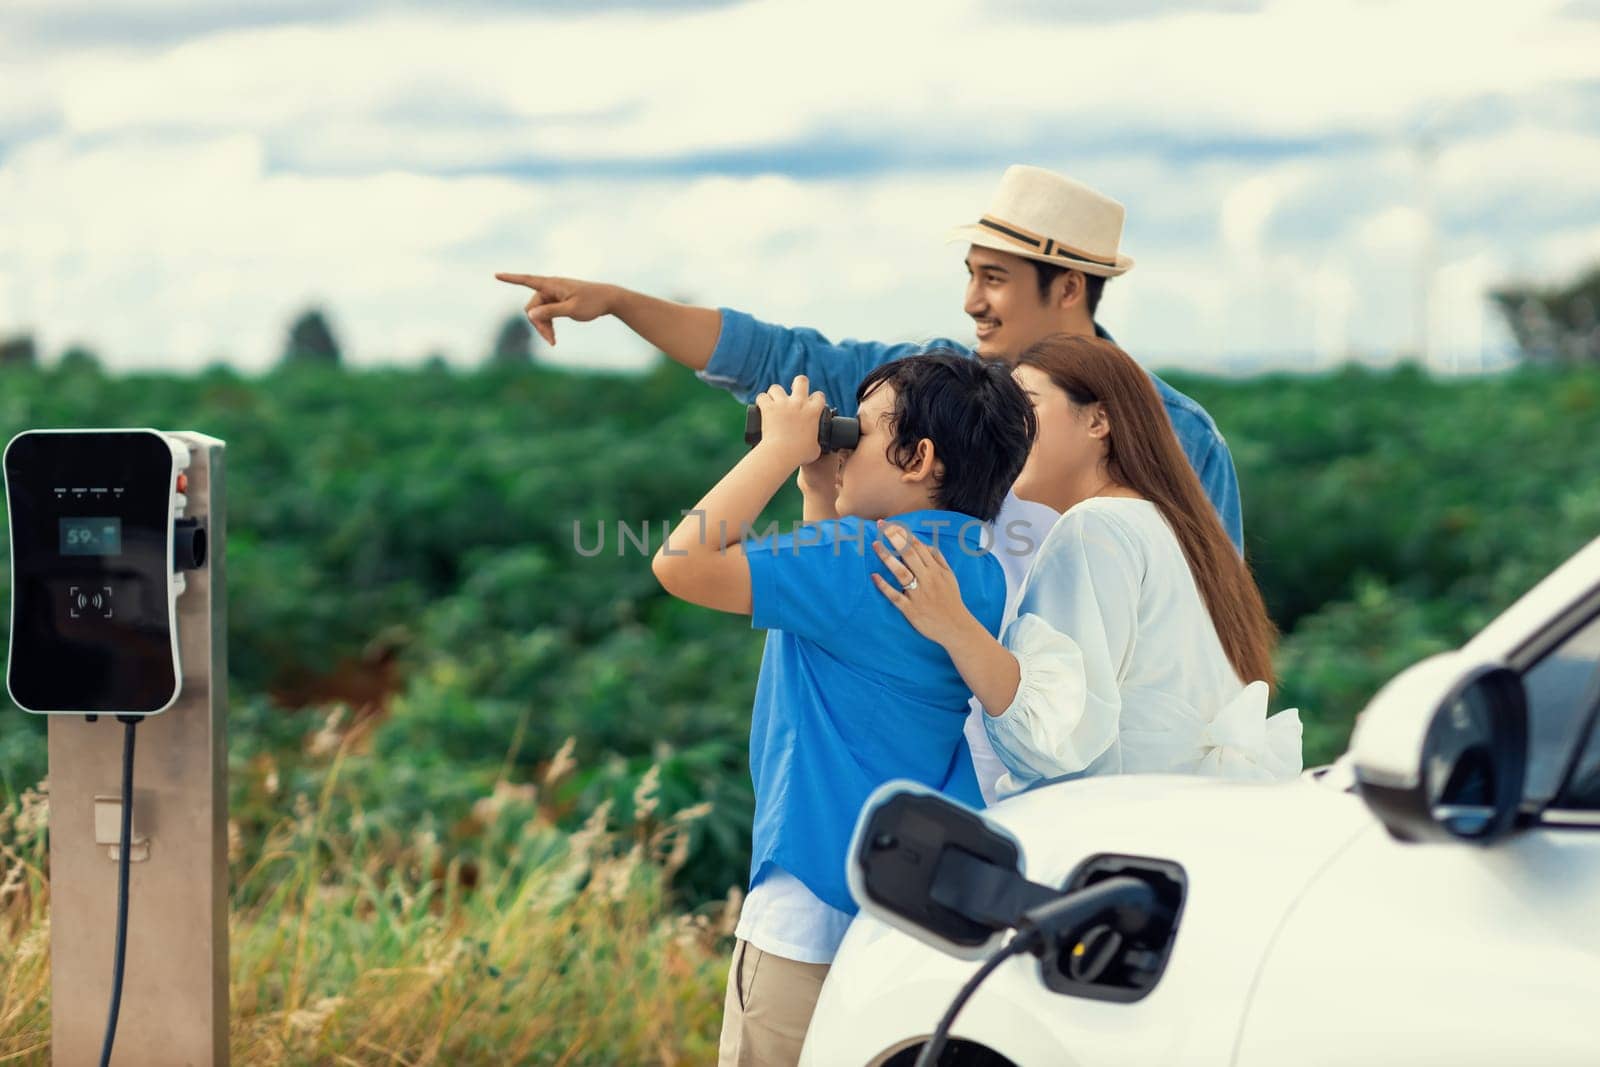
[{"x1": 1016, "y1": 334, "x2": 1278, "y2": 687}]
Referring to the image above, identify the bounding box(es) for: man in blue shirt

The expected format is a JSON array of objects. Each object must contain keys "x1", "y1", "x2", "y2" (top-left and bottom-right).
[
  {"x1": 651, "y1": 354, "x2": 1035, "y2": 1065},
  {"x1": 495, "y1": 164, "x2": 1244, "y2": 550}
]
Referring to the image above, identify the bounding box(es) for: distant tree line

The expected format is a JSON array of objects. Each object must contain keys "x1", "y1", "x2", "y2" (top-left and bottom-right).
[
  {"x1": 8, "y1": 261, "x2": 1593, "y2": 369},
  {"x1": 280, "y1": 308, "x2": 540, "y2": 368},
  {"x1": 0, "y1": 335, "x2": 99, "y2": 370},
  {"x1": 0, "y1": 334, "x2": 36, "y2": 368},
  {"x1": 0, "y1": 309, "x2": 542, "y2": 370},
  {"x1": 1493, "y1": 264, "x2": 1600, "y2": 365}
]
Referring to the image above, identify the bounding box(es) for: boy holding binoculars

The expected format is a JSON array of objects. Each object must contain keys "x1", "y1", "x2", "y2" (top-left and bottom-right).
[{"x1": 652, "y1": 353, "x2": 1035, "y2": 1066}]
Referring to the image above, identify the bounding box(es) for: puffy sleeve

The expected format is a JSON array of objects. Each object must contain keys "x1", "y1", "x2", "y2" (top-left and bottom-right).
[{"x1": 982, "y1": 509, "x2": 1141, "y2": 795}]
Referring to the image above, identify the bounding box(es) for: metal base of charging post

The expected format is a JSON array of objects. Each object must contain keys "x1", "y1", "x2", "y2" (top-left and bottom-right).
[{"x1": 45, "y1": 433, "x2": 229, "y2": 1067}]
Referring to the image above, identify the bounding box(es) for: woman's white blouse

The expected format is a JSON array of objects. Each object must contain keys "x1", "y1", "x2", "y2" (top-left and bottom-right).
[{"x1": 982, "y1": 497, "x2": 1302, "y2": 797}]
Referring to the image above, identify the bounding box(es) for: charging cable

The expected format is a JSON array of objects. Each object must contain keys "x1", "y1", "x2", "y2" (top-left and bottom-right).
[
  {"x1": 99, "y1": 716, "x2": 141, "y2": 1067},
  {"x1": 911, "y1": 927, "x2": 1040, "y2": 1067},
  {"x1": 911, "y1": 876, "x2": 1158, "y2": 1067}
]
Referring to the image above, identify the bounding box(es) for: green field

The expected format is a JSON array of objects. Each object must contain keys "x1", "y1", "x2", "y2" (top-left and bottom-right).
[{"x1": 2, "y1": 355, "x2": 1597, "y2": 1062}]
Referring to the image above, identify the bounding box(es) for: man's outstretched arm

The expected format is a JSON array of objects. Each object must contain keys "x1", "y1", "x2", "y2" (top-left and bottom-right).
[
  {"x1": 694, "y1": 308, "x2": 958, "y2": 416},
  {"x1": 493, "y1": 274, "x2": 722, "y2": 369},
  {"x1": 493, "y1": 272, "x2": 967, "y2": 416}
]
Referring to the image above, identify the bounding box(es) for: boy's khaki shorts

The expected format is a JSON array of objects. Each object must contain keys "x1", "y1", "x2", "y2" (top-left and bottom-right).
[{"x1": 718, "y1": 938, "x2": 831, "y2": 1067}]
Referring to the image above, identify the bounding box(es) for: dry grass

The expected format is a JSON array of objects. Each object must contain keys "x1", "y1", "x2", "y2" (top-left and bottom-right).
[
  {"x1": 0, "y1": 729, "x2": 732, "y2": 1065},
  {"x1": 0, "y1": 781, "x2": 50, "y2": 1064}
]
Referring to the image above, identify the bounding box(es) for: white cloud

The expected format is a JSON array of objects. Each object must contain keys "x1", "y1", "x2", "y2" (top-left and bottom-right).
[
  {"x1": 0, "y1": 0, "x2": 1597, "y2": 373},
  {"x1": 1352, "y1": 204, "x2": 1428, "y2": 256},
  {"x1": 1429, "y1": 251, "x2": 1500, "y2": 374},
  {"x1": 1532, "y1": 222, "x2": 1600, "y2": 284},
  {"x1": 15, "y1": 1, "x2": 1600, "y2": 164},
  {"x1": 1221, "y1": 168, "x2": 1313, "y2": 262}
]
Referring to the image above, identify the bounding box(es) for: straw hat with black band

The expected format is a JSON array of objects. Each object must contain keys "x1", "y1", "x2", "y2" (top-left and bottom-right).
[{"x1": 947, "y1": 164, "x2": 1134, "y2": 278}]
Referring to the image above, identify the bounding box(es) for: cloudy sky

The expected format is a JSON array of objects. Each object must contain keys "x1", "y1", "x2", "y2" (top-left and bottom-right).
[{"x1": 2, "y1": 0, "x2": 1598, "y2": 374}]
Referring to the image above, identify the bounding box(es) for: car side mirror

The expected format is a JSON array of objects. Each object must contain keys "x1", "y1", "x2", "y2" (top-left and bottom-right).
[{"x1": 1351, "y1": 652, "x2": 1528, "y2": 845}]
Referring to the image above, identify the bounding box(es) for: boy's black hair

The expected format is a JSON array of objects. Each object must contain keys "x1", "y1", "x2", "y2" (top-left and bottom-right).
[
  {"x1": 1032, "y1": 260, "x2": 1106, "y2": 318},
  {"x1": 855, "y1": 350, "x2": 1037, "y2": 523}
]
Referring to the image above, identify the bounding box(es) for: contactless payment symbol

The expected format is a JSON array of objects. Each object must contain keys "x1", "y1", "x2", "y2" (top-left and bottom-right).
[{"x1": 67, "y1": 586, "x2": 114, "y2": 619}]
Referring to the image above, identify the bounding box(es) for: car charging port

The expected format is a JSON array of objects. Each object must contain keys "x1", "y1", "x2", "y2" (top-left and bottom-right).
[
  {"x1": 850, "y1": 787, "x2": 1192, "y2": 1067},
  {"x1": 1042, "y1": 854, "x2": 1187, "y2": 1002}
]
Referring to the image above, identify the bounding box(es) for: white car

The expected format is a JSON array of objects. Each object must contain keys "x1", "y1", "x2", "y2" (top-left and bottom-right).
[{"x1": 801, "y1": 534, "x2": 1600, "y2": 1067}]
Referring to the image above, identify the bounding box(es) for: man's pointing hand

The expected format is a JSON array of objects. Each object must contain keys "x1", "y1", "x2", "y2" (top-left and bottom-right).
[{"x1": 493, "y1": 273, "x2": 617, "y2": 346}]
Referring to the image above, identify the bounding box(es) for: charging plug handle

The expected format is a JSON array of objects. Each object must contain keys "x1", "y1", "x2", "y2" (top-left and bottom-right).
[
  {"x1": 1015, "y1": 876, "x2": 1162, "y2": 960},
  {"x1": 927, "y1": 845, "x2": 1060, "y2": 930}
]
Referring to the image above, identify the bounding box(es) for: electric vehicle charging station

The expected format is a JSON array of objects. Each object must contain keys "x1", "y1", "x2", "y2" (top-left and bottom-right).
[{"x1": 5, "y1": 428, "x2": 228, "y2": 1067}]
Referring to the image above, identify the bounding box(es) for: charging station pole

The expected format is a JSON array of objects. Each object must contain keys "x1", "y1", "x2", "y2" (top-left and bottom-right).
[{"x1": 42, "y1": 433, "x2": 228, "y2": 1066}]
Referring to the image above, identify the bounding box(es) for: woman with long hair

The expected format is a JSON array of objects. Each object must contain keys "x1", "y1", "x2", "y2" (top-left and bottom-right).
[{"x1": 871, "y1": 334, "x2": 1300, "y2": 795}]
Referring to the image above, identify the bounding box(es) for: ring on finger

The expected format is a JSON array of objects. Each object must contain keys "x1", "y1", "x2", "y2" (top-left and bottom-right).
[{"x1": 902, "y1": 576, "x2": 919, "y2": 593}]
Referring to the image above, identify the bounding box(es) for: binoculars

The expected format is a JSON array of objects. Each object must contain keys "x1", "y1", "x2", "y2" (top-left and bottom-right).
[{"x1": 745, "y1": 403, "x2": 861, "y2": 454}]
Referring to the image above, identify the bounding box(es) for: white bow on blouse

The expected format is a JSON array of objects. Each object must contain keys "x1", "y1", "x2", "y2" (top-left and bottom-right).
[{"x1": 1194, "y1": 680, "x2": 1303, "y2": 781}]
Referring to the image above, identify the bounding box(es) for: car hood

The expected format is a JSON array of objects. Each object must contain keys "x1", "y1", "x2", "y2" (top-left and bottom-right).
[{"x1": 983, "y1": 767, "x2": 1371, "y2": 888}]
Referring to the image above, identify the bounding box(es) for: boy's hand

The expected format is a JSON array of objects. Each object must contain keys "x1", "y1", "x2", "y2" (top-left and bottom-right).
[
  {"x1": 493, "y1": 273, "x2": 617, "y2": 345},
  {"x1": 754, "y1": 375, "x2": 827, "y2": 469},
  {"x1": 798, "y1": 451, "x2": 841, "y2": 496}
]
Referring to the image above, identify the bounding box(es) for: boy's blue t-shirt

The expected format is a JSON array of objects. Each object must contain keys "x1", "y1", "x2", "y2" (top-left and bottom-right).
[{"x1": 742, "y1": 508, "x2": 1005, "y2": 914}]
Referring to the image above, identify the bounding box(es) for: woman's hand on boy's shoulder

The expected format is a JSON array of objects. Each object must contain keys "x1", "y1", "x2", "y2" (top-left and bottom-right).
[{"x1": 871, "y1": 520, "x2": 974, "y2": 648}]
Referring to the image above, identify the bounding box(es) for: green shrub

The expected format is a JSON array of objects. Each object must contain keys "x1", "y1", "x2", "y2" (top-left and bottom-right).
[{"x1": 2, "y1": 358, "x2": 1597, "y2": 910}]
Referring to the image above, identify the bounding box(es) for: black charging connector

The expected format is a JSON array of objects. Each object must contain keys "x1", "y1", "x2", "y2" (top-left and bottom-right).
[
  {"x1": 1043, "y1": 854, "x2": 1186, "y2": 1001},
  {"x1": 912, "y1": 876, "x2": 1161, "y2": 1067}
]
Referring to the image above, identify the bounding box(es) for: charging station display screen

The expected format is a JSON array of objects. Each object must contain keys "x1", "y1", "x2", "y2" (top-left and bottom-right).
[
  {"x1": 61, "y1": 516, "x2": 123, "y2": 556},
  {"x1": 5, "y1": 431, "x2": 179, "y2": 714}
]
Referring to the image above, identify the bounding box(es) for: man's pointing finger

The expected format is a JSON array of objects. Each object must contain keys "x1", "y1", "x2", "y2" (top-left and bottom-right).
[{"x1": 494, "y1": 272, "x2": 550, "y2": 289}]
